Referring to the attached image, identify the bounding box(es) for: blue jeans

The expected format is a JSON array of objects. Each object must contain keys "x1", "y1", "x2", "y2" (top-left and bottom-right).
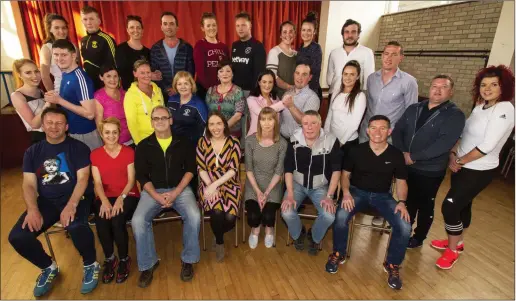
[
  {"x1": 131, "y1": 187, "x2": 201, "y2": 271},
  {"x1": 281, "y1": 182, "x2": 335, "y2": 243},
  {"x1": 332, "y1": 186, "x2": 411, "y2": 265}
]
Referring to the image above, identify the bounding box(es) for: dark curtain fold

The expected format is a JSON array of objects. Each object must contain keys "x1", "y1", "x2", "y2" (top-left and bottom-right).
[{"x1": 18, "y1": 1, "x2": 321, "y2": 67}]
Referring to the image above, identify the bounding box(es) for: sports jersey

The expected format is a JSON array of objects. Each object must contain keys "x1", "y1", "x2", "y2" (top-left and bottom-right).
[
  {"x1": 80, "y1": 29, "x2": 117, "y2": 90},
  {"x1": 231, "y1": 38, "x2": 266, "y2": 91}
]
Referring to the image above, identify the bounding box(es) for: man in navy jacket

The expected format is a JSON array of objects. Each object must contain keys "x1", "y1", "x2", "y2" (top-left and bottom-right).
[{"x1": 392, "y1": 74, "x2": 465, "y2": 249}]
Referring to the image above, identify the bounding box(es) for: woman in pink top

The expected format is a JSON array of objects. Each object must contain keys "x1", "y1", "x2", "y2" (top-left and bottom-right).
[
  {"x1": 246, "y1": 69, "x2": 287, "y2": 137},
  {"x1": 94, "y1": 65, "x2": 133, "y2": 146}
]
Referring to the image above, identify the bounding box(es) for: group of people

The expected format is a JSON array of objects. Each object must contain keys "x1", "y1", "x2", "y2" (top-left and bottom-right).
[{"x1": 8, "y1": 4, "x2": 515, "y2": 298}]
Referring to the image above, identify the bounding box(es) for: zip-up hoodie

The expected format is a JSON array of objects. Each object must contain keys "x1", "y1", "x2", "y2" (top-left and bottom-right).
[
  {"x1": 135, "y1": 132, "x2": 196, "y2": 189},
  {"x1": 150, "y1": 38, "x2": 195, "y2": 92},
  {"x1": 80, "y1": 29, "x2": 117, "y2": 90},
  {"x1": 285, "y1": 128, "x2": 341, "y2": 189},
  {"x1": 392, "y1": 99, "x2": 465, "y2": 176}
]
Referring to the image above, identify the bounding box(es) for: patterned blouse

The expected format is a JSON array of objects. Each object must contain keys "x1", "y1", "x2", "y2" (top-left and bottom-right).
[
  {"x1": 196, "y1": 135, "x2": 242, "y2": 216},
  {"x1": 205, "y1": 84, "x2": 246, "y2": 138}
]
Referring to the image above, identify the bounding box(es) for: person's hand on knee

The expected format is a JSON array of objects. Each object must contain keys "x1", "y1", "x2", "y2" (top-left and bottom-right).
[
  {"x1": 22, "y1": 208, "x2": 43, "y2": 232},
  {"x1": 281, "y1": 195, "x2": 295, "y2": 213}
]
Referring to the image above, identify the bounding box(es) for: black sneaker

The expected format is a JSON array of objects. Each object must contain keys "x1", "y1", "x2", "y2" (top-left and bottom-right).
[
  {"x1": 116, "y1": 256, "x2": 131, "y2": 284},
  {"x1": 138, "y1": 260, "x2": 160, "y2": 288},
  {"x1": 407, "y1": 236, "x2": 423, "y2": 249},
  {"x1": 307, "y1": 228, "x2": 320, "y2": 256},
  {"x1": 383, "y1": 262, "x2": 402, "y2": 290},
  {"x1": 180, "y1": 261, "x2": 194, "y2": 282},
  {"x1": 293, "y1": 226, "x2": 306, "y2": 251},
  {"x1": 325, "y1": 252, "x2": 346, "y2": 274},
  {"x1": 102, "y1": 256, "x2": 118, "y2": 284}
]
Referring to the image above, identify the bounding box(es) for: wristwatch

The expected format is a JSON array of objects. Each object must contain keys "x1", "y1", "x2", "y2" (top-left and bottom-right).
[
  {"x1": 120, "y1": 194, "x2": 127, "y2": 200},
  {"x1": 327, "y1": 194, "x2": 334, "y2": 200},
  {"x1": 398, "y1": 200, "x2": 406, "y2": 204},
  {"x1": 455, "y1": 158, "x2": 465, "y2": 165}
]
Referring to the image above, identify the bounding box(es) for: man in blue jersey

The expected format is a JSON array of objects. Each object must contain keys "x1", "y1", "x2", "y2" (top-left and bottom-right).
[{"x1": 44, "y1": 39, "x2": 102, "y2": 150}]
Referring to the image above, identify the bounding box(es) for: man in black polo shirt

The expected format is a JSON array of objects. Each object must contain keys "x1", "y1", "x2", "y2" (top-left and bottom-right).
[{"x1": 325, "y1": 115, "x2": 411, "y2": 291}]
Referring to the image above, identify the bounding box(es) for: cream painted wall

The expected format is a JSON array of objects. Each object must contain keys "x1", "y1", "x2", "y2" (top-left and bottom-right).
[
  {"x1": 487, "y1": 1, "x2": 515, "y2": 67},
  {"x1": 318, "y1": 1, "x2": 388, "y2": 89}
]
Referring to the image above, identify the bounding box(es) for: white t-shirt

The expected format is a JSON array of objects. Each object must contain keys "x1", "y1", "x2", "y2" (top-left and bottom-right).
[
  {"x1": 324, "y1": 91, "x2": 366, "y2": 144},
  {"x1": 458, "y1": 101, "x2": 515, "y2": 170},
  {"x1": 326, "y1": 44, "x2": 375, "y2": 95},
  {"x1": 39, "y1": 43, "x2": 62, "y2": 92}
]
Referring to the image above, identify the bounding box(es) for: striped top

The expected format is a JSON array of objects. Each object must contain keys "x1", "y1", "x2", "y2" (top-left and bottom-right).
[{"x1": 59, "y1": 67, "x2": 96, "y2": 134}]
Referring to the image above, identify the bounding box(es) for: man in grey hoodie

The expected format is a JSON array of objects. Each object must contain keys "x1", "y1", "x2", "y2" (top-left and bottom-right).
[{"x1": 392, "y1": 74, "x2": 465, "y2": 249}]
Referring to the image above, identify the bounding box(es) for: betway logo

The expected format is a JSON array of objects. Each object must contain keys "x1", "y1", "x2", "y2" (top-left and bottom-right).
[{"x1": 232, "y1": 56, "x2": 249, "y2": 64}]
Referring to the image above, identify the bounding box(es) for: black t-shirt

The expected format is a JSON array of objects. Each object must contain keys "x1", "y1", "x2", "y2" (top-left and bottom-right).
[
  {"x1": 23, "y1": 136, "x2": 93, "y2": 203},
  {"x1": 231, "y1": 38, "x2": 266, "y2": 91},
  {"x1": 343, "y1": 142, "x2": 407, "y2": 193},
  {"x1": 116, "y1": 42, "x2": 150, "y2": 90}
]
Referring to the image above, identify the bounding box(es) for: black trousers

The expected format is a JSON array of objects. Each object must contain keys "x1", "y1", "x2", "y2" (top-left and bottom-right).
[
  {"x1": 441, "y1": 167, "x2": 495, "y2": 235},
  {"x1": 245, "y1": 200, "x2": 280, "y2": 228},
  {"x1": 406, "y1": 170, "x2": 444, "y2": 241},
  {"x1": 209, "y1": 209, "x2": 237, "y2": 244},
  {"x1": 94, "y1": 196, "x2": 138, "y2": 259}
]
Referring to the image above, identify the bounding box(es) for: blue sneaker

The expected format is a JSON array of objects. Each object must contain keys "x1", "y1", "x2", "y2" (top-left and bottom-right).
[
  {"x1": 33, "y1": 265, "x2": 59, "y2": 297},
  {"x1": 81, "y1": 262, "x2": 100, "y2": 294},
  {"x1": 325, "y1": 252, "x2": 346, "y2": 274}
]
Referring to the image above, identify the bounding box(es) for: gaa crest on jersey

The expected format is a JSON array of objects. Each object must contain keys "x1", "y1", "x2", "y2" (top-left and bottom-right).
[{"x1": 92, "y1": 41, "x2": 98, "y2": 48}]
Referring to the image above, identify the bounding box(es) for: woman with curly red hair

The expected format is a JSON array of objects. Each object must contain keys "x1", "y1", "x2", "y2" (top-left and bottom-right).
[{"x1": 432, "y1": 65, "x2": 515, "y2": 269}]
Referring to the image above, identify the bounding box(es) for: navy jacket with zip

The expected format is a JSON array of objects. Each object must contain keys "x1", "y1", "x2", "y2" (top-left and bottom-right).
[
  {"x1": 135, "y1": 132, "x2": 196, "y2": 189},
  {"x1": 392, "y1": 99, "x2": 465, "y2": 176}
]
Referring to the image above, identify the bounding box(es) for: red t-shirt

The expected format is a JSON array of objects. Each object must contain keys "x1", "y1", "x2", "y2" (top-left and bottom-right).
[
  {"x1": 90, "y1": 145, "x2": 140, "y2": 199},
  {"x1": 193, "y1": 39, "x2": 229, "y2": 89}
]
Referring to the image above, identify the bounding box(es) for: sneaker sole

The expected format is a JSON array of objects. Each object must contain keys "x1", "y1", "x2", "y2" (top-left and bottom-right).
[
  {"x1": 431, "y1": 244, "x2": 464, "y2": 254},
  {"x1": 436, "y1": 258, "x2": 458, "y2": 270},
  {"x1": 407, "y1": 244, "x2": 423, "y2": 249}
]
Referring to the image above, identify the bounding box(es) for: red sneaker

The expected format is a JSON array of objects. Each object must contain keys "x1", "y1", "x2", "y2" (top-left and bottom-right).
[
  {"x1": 436, "y1": 248, "x2": 459, "y2": 269},
  {"x1": 430, "y1": 239, "x2": 464, "y2": 253}
]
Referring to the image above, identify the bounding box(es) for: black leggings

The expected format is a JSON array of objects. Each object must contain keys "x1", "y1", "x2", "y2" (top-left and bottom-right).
[
  {"x1": 209, "y1": 209, "x2": 237, "y2": 244},
  {"x1": 94, "y1": 196, "x2": 138, "y2": 259},
  {"x1": 441, "y1": 167, "x2": 495, "y2": 235},
  {"x1": 245, "y1": 200, "x2": 280, "y2": 228}
]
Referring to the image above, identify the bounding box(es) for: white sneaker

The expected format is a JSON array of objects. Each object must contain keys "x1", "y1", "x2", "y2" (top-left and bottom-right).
[
  {"x1": 248, "y1": 233, "x2": 259, "y2": 249},
  {"x1": 264, "y1": 234, "x2": 274, "y2": 248},
  {"x1": 372, "y1": 216, "x2": 384, "y2": 227}
]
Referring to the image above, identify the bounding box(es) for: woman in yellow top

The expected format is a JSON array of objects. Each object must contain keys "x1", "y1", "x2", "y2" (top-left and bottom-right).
[{"x1": 123, "y1": 59, "x2": 164, "y2": 145}]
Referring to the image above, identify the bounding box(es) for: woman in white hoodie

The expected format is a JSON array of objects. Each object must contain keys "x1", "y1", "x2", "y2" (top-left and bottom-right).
[{"x1": 324, "y1": 60, "x2": 366, "y2": 160}]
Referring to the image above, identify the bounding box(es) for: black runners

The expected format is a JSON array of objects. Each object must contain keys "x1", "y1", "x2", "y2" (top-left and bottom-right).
[
  {"x1": 307, "y1": 228, "x2": 320, "y2": 256},
  {"x1": 325, "y1": 252, "x2": 346, "y2": 274},
  {"x1": 138, "y1": 260, "x2": 160, "y2": 288},
  {"x1": 293, "y1": 226, "x2": 306, "y2": 251},
  {"x1": 383, "y1": 262, "x2": 403, "y2": 290},
  {"x1": 116, "y1": 256, "x2": 131, "y2": 284},
  {"x1": 180, "y1": 261, "x2": 194, "y2": 282},
  {"x1": 407, "y1": 236, "x2": 423, "y2": 249},
  {"x1": 102, "y1": 256, "x2": 118, "y2": 284}
]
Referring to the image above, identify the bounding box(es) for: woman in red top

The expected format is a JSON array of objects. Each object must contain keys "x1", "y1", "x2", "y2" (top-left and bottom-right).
[
  {"x1": 90, "y1": 117, "x2": 139, "y2": 284},
  {"x1": 193, "y1": 12, "x2": 229, "y2": 100}
]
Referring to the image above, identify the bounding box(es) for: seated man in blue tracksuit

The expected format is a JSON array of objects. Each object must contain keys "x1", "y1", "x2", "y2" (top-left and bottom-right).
[{"x1": 281, "y1": 110, "x2": 341, "y2": 256}]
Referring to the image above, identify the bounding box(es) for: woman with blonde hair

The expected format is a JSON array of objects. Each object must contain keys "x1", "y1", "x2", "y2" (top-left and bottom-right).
[
  {"x1": 244, "y1": 107, "x2": 287, "y2": 249},
  {"x1": 167, "y1": 71, "x2": 208, "y2": 143},
  {"x1": 123, "y1": 59, "x2": 164, "y2": 145},
  {"x1": 90, "y1": 117, "x2": 139, "y2": 284},
  {"x1": 11, "y1": 59, "x2": 52, "y2": 144}
]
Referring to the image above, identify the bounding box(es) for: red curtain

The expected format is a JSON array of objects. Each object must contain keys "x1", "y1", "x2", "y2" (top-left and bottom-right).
[{"x1": 18, "y1": 1, "x2": 321, "y2": 67}]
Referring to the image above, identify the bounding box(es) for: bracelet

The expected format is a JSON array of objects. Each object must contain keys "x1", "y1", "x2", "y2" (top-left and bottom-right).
[
  {"x1": 451, "y1": 151, "x2": 457, "y2": 156},
  {"x1": 398, "y1": 200, "x2": 406, "y2": 204}
]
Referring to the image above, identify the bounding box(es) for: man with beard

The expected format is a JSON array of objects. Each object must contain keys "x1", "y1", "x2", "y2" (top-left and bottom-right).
[
  {"x1": 326, "y1": 19, "x2": 375, "y2": 101},
  {"x1": 150, "y1": 12, "x2": 195, "y2": 96}
]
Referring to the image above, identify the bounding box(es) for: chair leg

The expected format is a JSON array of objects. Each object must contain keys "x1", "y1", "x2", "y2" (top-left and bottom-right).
[
  {"x1": 201, "y1": 210, "x2": 206, "y2": 251},
  {"x1": 346, "y1": 216, "x2": 355, "y2": 258},
  {"x1": 286, "y1": 231, "x2": 291, "y2": 246},
  {"x1": 380, "y1": 217, "x2": 388, "y2": 235},
  {"x1": 242, "y1": 209, "x2": 246, "y2": 243},
  {"x1": 44, "y1": 231, "x2": 57, "y2": 263},
  {"x1": 235, "y1": 215, "x2": 238, "y2": 248},
  {"x1": 384, "y1": 230, "x2": 393, "y2": 264},
  {"x1": 273, "y1": 210, "x2": 278, "y2": 247}
]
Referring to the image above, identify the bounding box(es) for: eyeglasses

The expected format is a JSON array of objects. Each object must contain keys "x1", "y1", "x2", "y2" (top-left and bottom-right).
[{"x1": 151, "y1": 116, "x2": 171, "y2": 122}]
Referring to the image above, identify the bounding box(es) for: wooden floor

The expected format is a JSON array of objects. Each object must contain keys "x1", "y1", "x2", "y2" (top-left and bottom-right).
[{"x1": 1, "y1": 166, "x2": 514, "y2": 300}]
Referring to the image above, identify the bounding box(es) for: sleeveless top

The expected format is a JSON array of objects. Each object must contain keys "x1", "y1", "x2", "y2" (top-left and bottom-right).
[
  {"x1": 15, "y1": 90, "x2": 46, "y2": 132},
  {"x1": 40, "y1": 43, "x2": 63, "y2": 92}
]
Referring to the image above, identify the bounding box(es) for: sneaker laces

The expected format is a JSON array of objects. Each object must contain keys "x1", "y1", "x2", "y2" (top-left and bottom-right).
[
  {"x1": 36, "y1": 267, "x2": 52, "y2": 286},
  {"x1": 328, "y1": 252, "x2": 341, "y2": 265},
  {"x1": 388, "y1": 264, "x2": 401, "y2": 278}
]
